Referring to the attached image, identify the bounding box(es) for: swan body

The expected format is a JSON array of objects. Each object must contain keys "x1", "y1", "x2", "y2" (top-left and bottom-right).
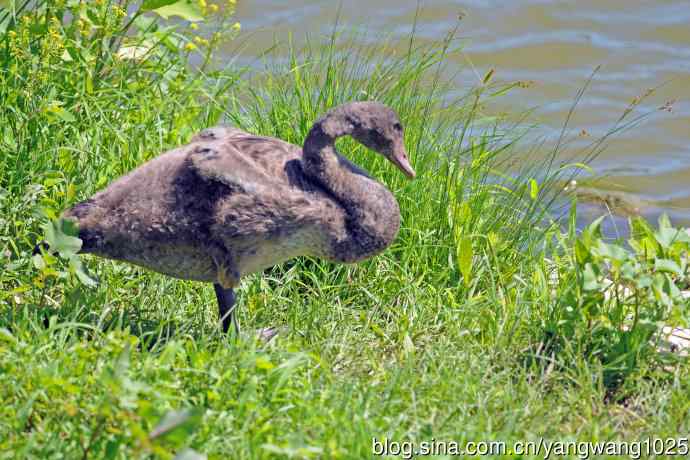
[{"x1": 62, "y1": 102, "x2": 415, "y2": 333}]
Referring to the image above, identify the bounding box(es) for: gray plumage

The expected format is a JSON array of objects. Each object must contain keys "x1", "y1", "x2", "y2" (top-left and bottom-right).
[{"x1": 62, "y1": 101, "x2": 415, "y2": 333}]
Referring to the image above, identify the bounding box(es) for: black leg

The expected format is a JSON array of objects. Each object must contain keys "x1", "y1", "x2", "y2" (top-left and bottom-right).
[{"x1": 213, "y1": 283, "x2": 239, "y2": 336}]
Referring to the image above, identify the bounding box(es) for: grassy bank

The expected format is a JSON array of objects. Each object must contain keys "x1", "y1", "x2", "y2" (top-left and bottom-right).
[{"x1": 1, "y1": 2, "x2": 689, "y2": 459}]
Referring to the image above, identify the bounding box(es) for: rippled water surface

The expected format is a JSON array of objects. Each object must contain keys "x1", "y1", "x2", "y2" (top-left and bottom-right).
[{"x1": 230, "y1": 1, "x2": 690, "y2": 226}]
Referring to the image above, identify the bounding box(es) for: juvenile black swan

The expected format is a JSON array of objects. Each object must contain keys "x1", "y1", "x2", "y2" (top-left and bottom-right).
[{"x1": 61, "y1": 101, "x2": 415, "y2": 335}]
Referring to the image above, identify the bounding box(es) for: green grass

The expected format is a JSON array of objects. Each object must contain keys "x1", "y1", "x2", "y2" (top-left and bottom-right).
[{"x1": 1, "y1": 2, "x2": 689, "y2": 459}]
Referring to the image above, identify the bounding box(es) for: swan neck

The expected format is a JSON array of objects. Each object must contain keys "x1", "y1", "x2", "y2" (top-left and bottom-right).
[
  {"x1": 302, "y1": 117, "x2": 401, "y2": 262},
  {"x1": 302, "y1": 119, "x2": 348, "y2": 183}
]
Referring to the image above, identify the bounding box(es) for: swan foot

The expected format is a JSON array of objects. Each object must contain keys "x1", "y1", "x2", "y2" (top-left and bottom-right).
[
  {"x1": 213, "y1": 284, "x2": 239, "y2": 336},
  {"x1": 216, "y1": 263, "x2": 240, "y2": 290},
  {"x1": 256, "y1": 327, "x2": 281, "y2": 343},
  {"x1": 209, "y1": 245, "x2": 239, "y2": 290}
]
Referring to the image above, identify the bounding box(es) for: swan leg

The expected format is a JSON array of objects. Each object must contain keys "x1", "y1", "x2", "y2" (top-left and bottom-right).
[
  {"x1": 213, "y1": 284, "x2": 239, "y2": 336},
  {"x1": 217, "y1": 262, "x2": 240, "y2": 290}
]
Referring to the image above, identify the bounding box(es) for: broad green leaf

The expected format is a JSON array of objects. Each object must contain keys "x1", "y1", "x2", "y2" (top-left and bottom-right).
[
  {"x1": 54, "y1": 107, "x2": 76, "y2": 123},
  {"x1": 574, "y1": 239, "x2": 591, "y2": 265},
  {"x1": 583, "y1": 263, "x2": 600, "y2": 291},
  {"x1": 581, "y1": 216, "x2": 605, "y2": 247},
  {"x1": 594, "y1": 241, "x2": 629, "y2": 262},
  {"x1": 655, "y1": 227, "x2": 681, "y2": 249},
  {"x1": 666, "y1": 276, "x2": 682, "y2": 299},
  {"x1": 654, "y1": 258, "x2": 683, "y2": 276},
  {"x1": 255, "y1": 356, "x2": 274, "y2": 370},
  {"x1": 147, "y1": 0, "x2": 204, "y2": 22},
  {"x1": 104, "y1": 439, "x2": 121, "y2": 460},
  {"x1": 369, "y1": 323, "x2": 386, "y2": 338},
  {"x1": 653, "y1": 215, "x2": 690, "y2": 248},
  {"x1": 651, "y1": 273, "x2": 671, "y2": 306},
  {"x1": 0, "y1": 328, "x2": 16, "y2": 345},
  {"x1": 460, "y1": 201, "x2": 472, "y2": 222},
  {"x1": 32, "y1": 254, "x2": 46, "y2": 270},
  {"x1": 0, "y1": 14, "x2": 9, "y2": 35},
  {"x1": 487, "y1": 231, "x2": 500, "y2": 250},
  {"x1": 43, "y1": 218, "x2": 82, "y2": 258},
  {"x1": 160, "y1": 340, "x2": 182, "y2": 365},
  {"x1": 271, "y1": 354, "x2": 307, "y2": 390},
  {"x1": 69, "y1": 256, "x2": 97, "y2": 287},
  {"x1": 141, "y1": 0, "x2": 178, "y2": 10},
  {"x1": 458, "y1": 236, "x2": 473, "y2": 287},
  {"x1": 149, "y1": 408, "x2": 204, "y2": 444},
  {"x1": 529, "y1": 178, "x2": 539, "y2": 201},
  {"x1": 630, "y1": 216, "x2": 655, "y2": 240},
  {"x1": 634, "y1": 275, "x2": 653, "y2": 289},
  {"x1": 85, "y1": 74, "x2": 93, "y2": 95},
  {"x1": 160, "y1": 33, "x2": 184, "y2": 52},
  {"x1": 134, "y1": 15, "x2": 158, "y2": 32},
  {"x1": 115, "y1": 342, "x2": 131, "y2": 378},
  {"x1": 638, "y1": 237, "x2": 659, "y2": 260},
  {"x1": 43, "y1": 175, "x2": 62, "y2": 187},
  {"x1": 620, "y1": 261, "x2": 637, "y2": 280}
]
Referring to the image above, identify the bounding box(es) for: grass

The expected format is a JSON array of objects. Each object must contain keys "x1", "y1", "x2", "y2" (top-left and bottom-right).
[{"x1": 1, "y1": 1, "x2": 689, "y2": 459}]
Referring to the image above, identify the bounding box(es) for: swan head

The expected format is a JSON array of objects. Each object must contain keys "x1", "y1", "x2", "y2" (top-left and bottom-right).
[{"x1": 323, "y1": 101, "x2": 416, "y2": 179}]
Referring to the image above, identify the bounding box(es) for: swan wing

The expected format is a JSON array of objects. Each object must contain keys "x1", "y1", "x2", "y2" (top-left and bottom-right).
[{"x1": 188, "y1": 126, "x2": 299, "y2": 191}]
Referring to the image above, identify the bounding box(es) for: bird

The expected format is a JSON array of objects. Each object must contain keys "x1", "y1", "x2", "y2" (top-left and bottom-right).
[{"x1": 59, "y1": 101, "x2": 416, "y2": 336}]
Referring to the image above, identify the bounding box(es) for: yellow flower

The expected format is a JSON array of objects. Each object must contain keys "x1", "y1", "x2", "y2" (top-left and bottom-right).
[
  {"x1": 48, "y1": 20, "x2": 63, "y2": 43},
  {"x1": 209, "y1": 4, "x2": 219, "y2": 13},
  {"x1": 198, "y1": 0, "x2": 207, "y2": 8},
  {"x1": 194, "y1": 36, "x2": 209, "y2": 46},
  {"x1": 184, "y1": 42, "x2": 197, "y2": 52},
  {"x1": 228, "y1": 0, "x2": 236, "y2": 4},
  {"x1": 190, "y1": 22, "x2": 199, "y2": 30},
  {"x1": 232, "y1": 22, "x2": 241, "y2": 31},
  {"x1": 78, "y1": 18, "x2": 90, "y2": 33}
]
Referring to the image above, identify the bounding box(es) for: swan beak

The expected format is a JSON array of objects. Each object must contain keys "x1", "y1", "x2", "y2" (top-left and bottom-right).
[{"x1": 391, "y1": 148, "x2": 416, "y2": 179}]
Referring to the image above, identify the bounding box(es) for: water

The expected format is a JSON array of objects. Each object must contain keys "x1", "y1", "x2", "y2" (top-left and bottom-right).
[{"x1": 230, "y1": 0, "x2": 690, "y2": 228}]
